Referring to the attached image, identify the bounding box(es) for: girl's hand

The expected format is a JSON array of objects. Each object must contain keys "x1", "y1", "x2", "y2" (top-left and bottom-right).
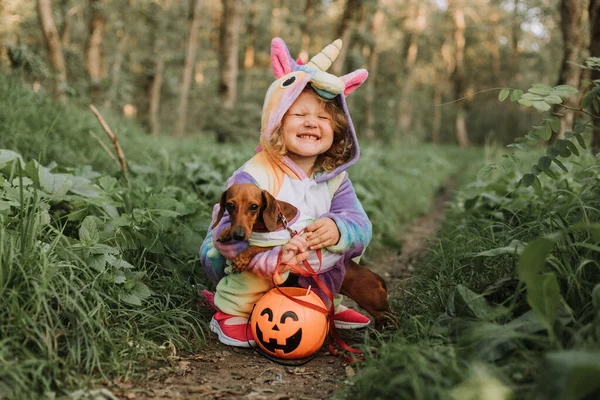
[
  {"x1": 306, "y1": 218, "x2": 340, "y2": 250},
  {"x1": 279, "y1": 233, "x2": 311, "y2": 267}
]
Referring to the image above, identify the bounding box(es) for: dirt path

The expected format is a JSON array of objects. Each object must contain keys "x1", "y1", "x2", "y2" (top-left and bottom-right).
[{"x1": 110, "y1": 181, "x2": 455, "y2": 400}]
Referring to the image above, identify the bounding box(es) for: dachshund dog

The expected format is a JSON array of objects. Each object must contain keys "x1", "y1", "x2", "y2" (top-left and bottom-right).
[{"x1": 212, "y1": 183, "x2": 391, "y2": 328}]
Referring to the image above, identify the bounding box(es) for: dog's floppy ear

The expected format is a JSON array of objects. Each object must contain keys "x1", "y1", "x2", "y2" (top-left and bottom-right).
[
  {"x1": 211, "y1": 188, "x2": 229, "y2": 229},
  {"x1": 261, "y1": 190, "x2": 280, "y2": 232}
]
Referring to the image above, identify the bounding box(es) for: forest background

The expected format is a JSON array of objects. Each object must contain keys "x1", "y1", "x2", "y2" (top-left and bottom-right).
[
  {"x1": 2, "y1": 0, "x2": 600, "y2": 399},
  {"x1": 2, "y1": 0, "x2": 598, "y2": 148}
]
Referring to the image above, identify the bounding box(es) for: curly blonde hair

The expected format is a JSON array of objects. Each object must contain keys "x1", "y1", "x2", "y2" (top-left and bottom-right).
[{"x1": 268, "y1": 86, "x2": 352, "y2": 172}]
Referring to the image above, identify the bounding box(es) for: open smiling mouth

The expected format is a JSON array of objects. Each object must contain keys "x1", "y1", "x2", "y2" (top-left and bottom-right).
[
  {"x1": 297, "y1": 134, "x2": 320, "y2": 140},
  {"x1": 255, "y1": 324, "x2": 303, "y2": 354}
]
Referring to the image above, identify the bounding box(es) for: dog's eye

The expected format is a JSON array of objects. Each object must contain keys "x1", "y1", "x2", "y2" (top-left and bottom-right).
[
  {"x1": 249, "y1": 204, "x2": 259, "y2": 212},
  {"x1": 226, "y1": 203, "x2": 235, "y2": 212}
]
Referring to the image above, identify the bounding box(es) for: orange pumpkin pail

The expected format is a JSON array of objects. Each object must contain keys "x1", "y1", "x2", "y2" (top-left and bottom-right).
[{"x1": 250, "y1": 287, "x2": 329, "y2": 360}]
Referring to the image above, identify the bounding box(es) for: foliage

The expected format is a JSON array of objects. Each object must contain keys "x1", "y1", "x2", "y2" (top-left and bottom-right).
[
  {"x1": 345, "y1": 148, "x2": 600, "y2": 399},
  {"x1": 0, "y1": 75, "x2": 477, "y2": 397},
  {"x1": 496, "y1": 57, "x2": 600, "y2": 189}
]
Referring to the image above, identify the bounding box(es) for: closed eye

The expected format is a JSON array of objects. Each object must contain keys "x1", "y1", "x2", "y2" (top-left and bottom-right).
[{"x1": 280, "y1": 311, "x2": 298, "y2": 323}]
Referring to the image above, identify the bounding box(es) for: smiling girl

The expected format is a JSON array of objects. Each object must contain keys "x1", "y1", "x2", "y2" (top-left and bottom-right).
[{"x1": 200, "y1": 38, "x2": 372, "y2": 347}]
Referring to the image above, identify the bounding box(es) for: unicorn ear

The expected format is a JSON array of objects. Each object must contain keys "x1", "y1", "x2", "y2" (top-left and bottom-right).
[
  {"x1": 340, "y1": 69, "x2": 368, "y2": 96},
  {"x1": 271, "y1": 38, "x2": 295, "y2": 78}
]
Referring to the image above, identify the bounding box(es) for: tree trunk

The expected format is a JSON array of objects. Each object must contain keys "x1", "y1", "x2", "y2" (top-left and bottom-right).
[
  {"x1": 551, "y1": 0, "x2": 585, "y2": 143},
  {"x1": 103, "y1": 30, "x2": 127, "y2": 110},
  {"x1": 60, "y1": 6, "x2": 78, "y2": 47},
  {"x1": 510, "y1": 0, "x2": 520, "y2": 76},
  {"x1": 243, "y1": 2, "x2": 258, "y2": 70},
  {"x1": 396, "y1": 1, "x2": 425, "y2": 134},
  {"x1": 148, "y1": 0, "x2": 174, "y2": 136},
  {"x1": 332, "y1": 0, "x2": 361, "y2": 76},
  {"x1": 449, "y1": 0, "x2": 470, "y2": 147},
  {"x1": 298, "y1": 0, "x2": 316, "y2": 63},
  {"x1": 37, "y1": 0, "x2": 68, "y2": 101},
  {"x1": 242, "y1": 1, "x2": 258, "y2": 95},
  {"x1": 590, "y1": 0, "x2": 600, "y2": 154},
  {"x1": 174, "y1": 0, "x2": 203, "y2": 137},
  {"x1": 364, "y1": 7, "x2": 383, "y2": 141},
  {"x1": 432, "y1": 85, "x2": 442, "y2": 144},
  {"x1": 216, "y1": 0, "x2": 242, "y2": 142},
  {"x1": 432, "y1": 36, "x2": 453, "y2": 144},
  {"x1": 85, "y1": 0, "x2": 106, "y2": 94},
  {"x1": 272, "y1": 0, "x2": 281, "y2": 38}
]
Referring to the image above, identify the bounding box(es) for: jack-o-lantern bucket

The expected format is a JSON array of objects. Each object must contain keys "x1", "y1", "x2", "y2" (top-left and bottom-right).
[{"x1": 251, "y1": 287, "x2": 328, "y2": 360}]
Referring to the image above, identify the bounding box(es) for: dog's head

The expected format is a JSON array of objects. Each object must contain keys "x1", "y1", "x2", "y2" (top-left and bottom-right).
[{"x1": 212, "y1": 183, "x2": 297, "y2": 241}]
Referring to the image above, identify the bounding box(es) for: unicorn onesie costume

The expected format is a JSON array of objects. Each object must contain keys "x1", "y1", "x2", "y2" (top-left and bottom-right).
[{"x1": 200, "y1": 38, "x2": 372, "y2": 343}]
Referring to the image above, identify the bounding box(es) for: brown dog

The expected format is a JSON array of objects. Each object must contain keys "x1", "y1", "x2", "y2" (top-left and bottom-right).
[{"x1": 212, "y1": 183, "x2": 391, "y2": 328}]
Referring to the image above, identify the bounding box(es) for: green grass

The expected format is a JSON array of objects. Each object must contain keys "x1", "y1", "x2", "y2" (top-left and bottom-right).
[
  {"x1": 0, "y1": 75, "x2": 479, "y2": 398},
  {"x1": 344, "y1": 146, "x2": 600, "y2": 400}
]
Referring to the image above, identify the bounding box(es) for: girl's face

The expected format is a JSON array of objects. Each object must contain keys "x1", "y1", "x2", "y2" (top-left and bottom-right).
[{"x1": 281, "y1": 91, "x2": 334, "y2": 166}]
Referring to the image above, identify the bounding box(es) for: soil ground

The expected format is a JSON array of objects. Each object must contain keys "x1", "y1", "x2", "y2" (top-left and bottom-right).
[{"x1": 108, "y1": 181, "x2": 455, "y2": 400}]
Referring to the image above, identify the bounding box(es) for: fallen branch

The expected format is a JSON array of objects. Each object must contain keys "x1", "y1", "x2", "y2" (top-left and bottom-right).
[
  {"x1": 89, "y1": 104, "x2": 128, "y2": 178},
  {"x1": 89, "y1": 130, "x2": 120, "y2": 167}
]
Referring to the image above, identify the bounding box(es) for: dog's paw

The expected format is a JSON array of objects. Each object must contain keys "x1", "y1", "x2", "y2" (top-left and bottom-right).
[{"x1": 231, "y1": 254, "x2": 251, "y2": 272}]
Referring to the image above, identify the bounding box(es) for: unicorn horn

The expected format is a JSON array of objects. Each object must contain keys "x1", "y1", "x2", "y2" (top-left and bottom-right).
[{"x1": 306, "y1": 39, "x2": 342, "y2": 72}]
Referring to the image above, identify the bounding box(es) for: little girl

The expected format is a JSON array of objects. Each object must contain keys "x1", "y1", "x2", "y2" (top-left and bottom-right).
[{"x1": 200, "y1": 38, "x2": 372, "y2": 347}]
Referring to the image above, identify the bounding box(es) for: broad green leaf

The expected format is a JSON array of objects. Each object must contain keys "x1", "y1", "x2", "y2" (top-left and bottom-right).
[
  {"x1": 114, "y1": 271, "x2": 126, "y2": 284},
  {"x1": 535, "y1": 351, "x2": 600, "y2": 400},
  {"x1": 565, "y1": 140, "x2": 579, "y2": 156},
  {"x1": 539, "y1": 126, "x2": 552, "y2": 140},
  {"x1": 533, "y1": 83, "x2": 553, "y2": 90},
  {"x1": 517, "y1": 234, "x2": 561, "y2": 332},
  {"x1": 546, "y1": 147, "x2": 560, "y2": 158},
  {"x1": 498, "y1": 88, "x2": 510, "y2": 101},
  {"x1": 543, "y1": 169, "x2": 558, "y2": 179},
  {"x1": 537, "y1": 156, "x2": 552, "y2": 171},
  {"x1": 575, "y1": 133, "x2": 586, "y2": 149},
  {"x1": 543, "y1": 95, "x2": 562, "y2": 105},
  {"x1": 529, "y1": 87, "x2": 551, "y2": 96},
  {"x1": 582, "y1": 87, "x2": 600, "y2": 109},
  {"x1": 551, "y1": 158, "x2": 568, "y2": 173},
  {"x1": 553, "y1": 84, "x2": 579, "y2": 94},
  {"x1": 475, "y1": 239, "x2": 525, "y2": 257},
  {"x1": 510, "y1": 89, "x2": 524, "y2": 101},
  {"x1": 477, "y1": 165, "x2": 496, "y2": 181},
  {"x1": 532, "y1": 176, "x2": 542, "y2": 191},
  {"x1": 531, "y1": 165, "x2": 542, "y2": 176},
  {"x1": 453, "y1": 285, "x2": 509, "y2": 320},
  {"x1": 520, "y1": 174, "x2": 535, "y2": 187},
  {"x1": 558, "y1": 147, "x2": 572, "y2": 158},
  {"x1": 132, "y1": 282, "x2": 152, "y2": 301},
  {"x1": 88, "y1": 254, "x2": 108, "y2": 273},
  {"x1": 0, "y1": 150, "x2": 24, "y2": 169},
  {"x1": 564, "y1": 131, "x2": 574, "y2": 138},
  {"x1": 79, "y1": 216, "x2": 100, "y2": 246},
  {"x1": 574, "y1": 124, "x2": 585, "y2": 134},
  {"x1": 522, "y1": 93, "x2": 544, "y2": 101},
  {"x1": 121, "y1": 293, "x2": 142, "y2": 306},
  {"x1": 550, "y1": 117, "x2": 561, "y2": 133},
  {"x1": 450, "y1": 364, "x2": 511, "y2": 400},
  {"x1": 518, "y1": 99, "x2": 533, "y2": 107},
  {"x1": 593, "y1": 284, "x2": 600, "y2": 310},
  {"x1": 99, "y1": 176, "x2": 118, "y2": 192},
  {"x1": 532, "y1": 101, "x2": 551, "y2": 112}
]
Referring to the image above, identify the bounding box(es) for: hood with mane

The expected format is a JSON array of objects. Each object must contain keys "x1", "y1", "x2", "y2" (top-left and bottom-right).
[{"x1": 258, "y1": 38, "x2": 368, "y2": 184}]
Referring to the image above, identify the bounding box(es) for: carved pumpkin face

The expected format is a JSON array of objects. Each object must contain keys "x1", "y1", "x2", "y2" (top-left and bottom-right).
[{"x1": 251, "y1": 287, "x2": 328, "y2": 359}]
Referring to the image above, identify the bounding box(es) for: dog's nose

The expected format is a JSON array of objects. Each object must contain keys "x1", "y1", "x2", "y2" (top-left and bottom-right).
[{"x1": 232, "y1": 228, "x2": 246, "y2": 241}]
